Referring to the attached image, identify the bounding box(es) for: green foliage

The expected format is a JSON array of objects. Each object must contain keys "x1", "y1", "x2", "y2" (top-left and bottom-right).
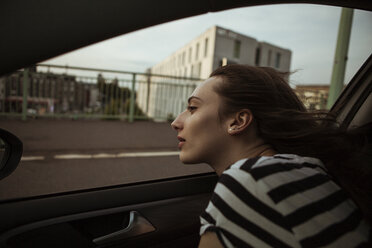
[
  {"x1": 104, "y1": 99, "x2": 121, "y2": 115},
  {"x1": 123, "y1": 99, "x2": 146, "y2": 118},
  {"x1": 97, "y1": 74, "x2": 146, "y2": 119}
]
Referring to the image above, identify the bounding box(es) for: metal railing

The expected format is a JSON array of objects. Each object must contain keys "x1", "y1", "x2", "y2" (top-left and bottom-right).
[{"x1": 0, "y1": 64, "x2": 203, "y2": 121}]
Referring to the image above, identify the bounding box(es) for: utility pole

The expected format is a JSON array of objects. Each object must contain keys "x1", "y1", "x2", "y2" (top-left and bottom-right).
[
  {"x1": 326, "y1": 8, "x2": 354, "y2": 109},
  {"x1": 22, "y1": 68, "x2": 29, "y2": 121}
]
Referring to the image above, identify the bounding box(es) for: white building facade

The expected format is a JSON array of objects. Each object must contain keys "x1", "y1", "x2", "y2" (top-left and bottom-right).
[{"x1": 137, "y1": 26, "x2": 292, "y2": 120}]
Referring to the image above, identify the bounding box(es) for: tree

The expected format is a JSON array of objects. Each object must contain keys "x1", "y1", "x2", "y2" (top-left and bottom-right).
[{"x1": 97, "y1": 74, "x2": 145, "y2": 119}]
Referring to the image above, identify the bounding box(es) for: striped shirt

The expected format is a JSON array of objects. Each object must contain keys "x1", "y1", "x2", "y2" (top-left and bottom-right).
[{"x1": 200, "y1": 154, "x2": 371, "y2": 247}]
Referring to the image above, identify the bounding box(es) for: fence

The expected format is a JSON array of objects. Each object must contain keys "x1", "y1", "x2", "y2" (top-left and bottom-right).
[{"x1": 0, "y1": 64, "x2": 203, "y2": 121}]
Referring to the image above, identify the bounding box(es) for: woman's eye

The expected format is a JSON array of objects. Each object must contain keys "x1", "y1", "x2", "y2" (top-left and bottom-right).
[{"x1": 187, "y1": 106, "x2": 197, "y2": 112}]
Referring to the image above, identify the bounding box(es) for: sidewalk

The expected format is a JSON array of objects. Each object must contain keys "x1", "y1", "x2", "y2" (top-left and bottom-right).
[{"x1": 0, "y1": 119, "x2": 178, "y2": 154}]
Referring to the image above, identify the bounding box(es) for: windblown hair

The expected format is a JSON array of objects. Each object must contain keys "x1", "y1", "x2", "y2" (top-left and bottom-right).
[
  {"x1": 210, "y1": 64, "x2": 372, "y2": 222},
  {"x1": 211, "y1": 65, "x2": 356, "y2": 163}
]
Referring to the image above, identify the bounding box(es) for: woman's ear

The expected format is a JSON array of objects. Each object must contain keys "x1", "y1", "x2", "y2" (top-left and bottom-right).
[{"x1": 227, "y1": 109, "x2": 254, "y2": 135}]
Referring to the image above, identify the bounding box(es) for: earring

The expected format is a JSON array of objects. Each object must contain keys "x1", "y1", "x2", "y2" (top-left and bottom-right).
[{"x1": 229, "y1": 127, "x2": 236, "y2": 131}]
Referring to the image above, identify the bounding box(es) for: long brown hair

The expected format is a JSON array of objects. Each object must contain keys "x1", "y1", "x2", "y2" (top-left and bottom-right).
[
  {"x1": 210, "y1": 64, "x2": 371, "y2": 222},
  {"x1": 211, "y1": 65, "x2": 349, "y2": 163}
]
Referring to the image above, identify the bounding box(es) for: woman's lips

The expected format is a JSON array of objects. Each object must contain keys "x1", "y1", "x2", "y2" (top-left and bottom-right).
[
  {"x1": 178, "y1": 141, "x2": 185, "y2": 149},
  {"x1": 177, "y1": 136, "x2": 185, "y2": 149}
]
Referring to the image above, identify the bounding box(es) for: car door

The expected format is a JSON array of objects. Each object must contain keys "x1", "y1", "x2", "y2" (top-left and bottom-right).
[
  {"x1": 1, "y1": 57, "x2": 370, "y2": 248},
  {"x1": 0, "y1": 1, "x2": 371, "y2": 248},
  {"x1": 0, "y1": 171, "x2": 217, "y2": 248}
]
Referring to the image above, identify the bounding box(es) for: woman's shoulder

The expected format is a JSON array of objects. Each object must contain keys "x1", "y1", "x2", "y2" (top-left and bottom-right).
[
  {"x1": 229, "y1": 154, "x2": 325, "y2": 171},
  {"x1": 225, "y1": 154, "x2": 327, "y2": 181},
  {"x1": 220, "y1": 154, "x2": 335, "y2": 208}
]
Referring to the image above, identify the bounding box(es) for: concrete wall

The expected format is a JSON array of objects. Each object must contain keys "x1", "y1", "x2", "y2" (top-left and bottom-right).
[
  {"x1": 213, "y1": 26, "x2": 258, "y2": 70},
  {"x1": 151, "y1": 26, "x2": 216, "y2": 79},
  {"x1": 257, "y1": 42, "x2": 291, "y2": 72}
]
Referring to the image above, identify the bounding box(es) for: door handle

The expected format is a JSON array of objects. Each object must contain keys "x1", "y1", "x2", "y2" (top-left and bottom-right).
[{"x1": 93, "y1": 211, "x2": 156, "y2": 245}]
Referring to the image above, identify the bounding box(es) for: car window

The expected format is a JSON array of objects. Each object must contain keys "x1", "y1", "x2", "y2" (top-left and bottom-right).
[
  {"x1": 350, "y1": 91, "x2": 372, "y2": 128},
  {"x1": 0, "y1": 4, "x2": 371, "y2": 200}
]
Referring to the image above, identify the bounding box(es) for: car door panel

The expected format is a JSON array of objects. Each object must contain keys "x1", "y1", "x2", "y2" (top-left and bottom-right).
[{"x1": 0, "y1": 173, "x2": 217, "y2": 248}]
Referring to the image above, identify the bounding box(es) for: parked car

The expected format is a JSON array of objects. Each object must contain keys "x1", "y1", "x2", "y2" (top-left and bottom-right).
[{"x1": 0, "y1": 0, "x2": 370, "y2": 247}]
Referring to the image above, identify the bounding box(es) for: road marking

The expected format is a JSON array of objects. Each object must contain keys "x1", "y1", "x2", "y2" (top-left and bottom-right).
[
  {"x1": 53, "y1": 151, "x2": 179, "y2": 160},
  {"x1": 55, "y1": 154, "x2": 92, "y2": 159},
  {"x1": 21, "y1": 151, "x2": 180, "y2": 161},
  {"x1": 21, "y1": 156, "x2": 45, "y2": 161},
  {"x1": 92, "y1": 153, "x2": 117, "y2": 158},
  {"x1": 116, "y1": 151, "x2": 179, "y2": 157}
]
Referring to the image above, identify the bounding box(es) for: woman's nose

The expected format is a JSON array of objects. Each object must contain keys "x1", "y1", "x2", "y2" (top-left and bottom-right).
[{"x1": 171, "y1": 114, "x2": 183, "y2": 131}]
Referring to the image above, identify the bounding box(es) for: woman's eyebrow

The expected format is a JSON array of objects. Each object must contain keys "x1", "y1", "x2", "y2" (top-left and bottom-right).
[{"x1": 188, "y1": 96, "x2": 203, "y2": 104}]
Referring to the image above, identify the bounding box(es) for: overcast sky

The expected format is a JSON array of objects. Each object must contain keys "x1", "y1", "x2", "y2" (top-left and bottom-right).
[{"x1": 45, "y1": 4, "x2": 372, "y2": 86}]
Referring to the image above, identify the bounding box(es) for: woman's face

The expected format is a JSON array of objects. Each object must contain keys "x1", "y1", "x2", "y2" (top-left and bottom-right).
[{"x1": 171, "y1": 76, "x2": 230, "y2": 165}]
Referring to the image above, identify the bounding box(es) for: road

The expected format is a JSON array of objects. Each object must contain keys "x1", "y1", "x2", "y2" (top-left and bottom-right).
[
  {"x1": 0, "y1": 119, "x2": 212, "y2": 200},
  {"x1": 0, "y1": 119, "x2": 180, "y2": 154}
]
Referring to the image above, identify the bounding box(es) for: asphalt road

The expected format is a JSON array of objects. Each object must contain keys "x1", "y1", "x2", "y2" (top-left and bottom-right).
[
  {"x1": 0, "y1": 154, "x2": 211, "y2": 200},
  {"x1": 0, "y1": 119, "x2": 212, "y2": 200},
  {"x1": 0, "y1": 119, "x2": 180, "y2": 154}
]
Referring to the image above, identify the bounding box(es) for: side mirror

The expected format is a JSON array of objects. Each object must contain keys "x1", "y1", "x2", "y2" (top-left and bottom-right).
[{"x1": 0, "y1": 128, "x2": 23, "y2": 180}]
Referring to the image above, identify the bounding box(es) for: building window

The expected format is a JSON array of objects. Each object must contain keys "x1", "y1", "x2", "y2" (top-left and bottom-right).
[
  {"x1": 233, "y1": 40, "x2": 241, "y2": 59},
  {"x1": 219, "y1": 58, "x2": 237, "y2": 67},
  {"x1": 195, "y1": 43, "x2": 200, "y2": 60},
  {"x1": 188, "y1": 47, "x2": 192, "y2": 63},
  {"x1": 197, "y1": 62, "x2": 202, "y2": 77},
  {"x1": 255, "y1": 47, "x2": 261, "y2": 66},
  {"x1": 191, "y1": 65, "x2": 194, "y2": 77},
  {"x1": 182, "y1": 52, "x2": 186, "y2": 65},
  {"x1": 268, "y1": 50, "x2": 272, "y2": 66},
  {"x1": 204, "y1": 38, "x2": 209, "y2": 57},
  {"x1": 275, "y1": 52, "x2": 281, "y2": 68}
]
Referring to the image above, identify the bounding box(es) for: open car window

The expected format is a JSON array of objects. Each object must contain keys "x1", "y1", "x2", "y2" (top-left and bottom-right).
[{"x1": 0, "y1": 4, "x2": 371, "y2": 201}]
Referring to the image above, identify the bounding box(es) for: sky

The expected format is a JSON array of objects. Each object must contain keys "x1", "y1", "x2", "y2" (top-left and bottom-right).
[{"x1": 45, "y1": 4, "x2": 372, "y2": 86}]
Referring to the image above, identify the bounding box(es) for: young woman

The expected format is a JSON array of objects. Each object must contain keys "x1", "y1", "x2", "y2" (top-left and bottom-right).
[{"x1": 171, "y1": 65, "x2": 370, "y2": 248}]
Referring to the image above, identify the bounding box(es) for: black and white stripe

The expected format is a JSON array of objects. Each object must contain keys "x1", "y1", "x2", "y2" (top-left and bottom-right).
[{"x1": 200, "y1": 154, "x2": 370, "y2": 247}]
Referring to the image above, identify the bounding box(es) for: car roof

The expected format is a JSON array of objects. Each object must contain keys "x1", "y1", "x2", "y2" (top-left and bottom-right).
[{"x1": 0, "y1": 0, "x2": 371, "y2": 76}]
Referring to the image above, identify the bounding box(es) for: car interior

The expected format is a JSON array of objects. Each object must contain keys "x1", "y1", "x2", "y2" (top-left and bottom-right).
[{"x1": 0, "y1": 0, "x2": 371, "y2": 247}]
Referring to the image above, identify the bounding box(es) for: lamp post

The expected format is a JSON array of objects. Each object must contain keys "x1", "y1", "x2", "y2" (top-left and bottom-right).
[{"x1": 326, "y1": 8, "x2": 354, "y2": 109}]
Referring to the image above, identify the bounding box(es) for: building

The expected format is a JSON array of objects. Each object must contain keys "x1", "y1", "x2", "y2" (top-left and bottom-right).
[
  {"x1": 0, "y1": 70, "x2": 99, "y2": 115},
  {"x1": 295, "y1": 85, "x2": 331, "y2": 110},
  {"x1": 137, "y1": 25, "x2": 292, "y2": 120}
]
